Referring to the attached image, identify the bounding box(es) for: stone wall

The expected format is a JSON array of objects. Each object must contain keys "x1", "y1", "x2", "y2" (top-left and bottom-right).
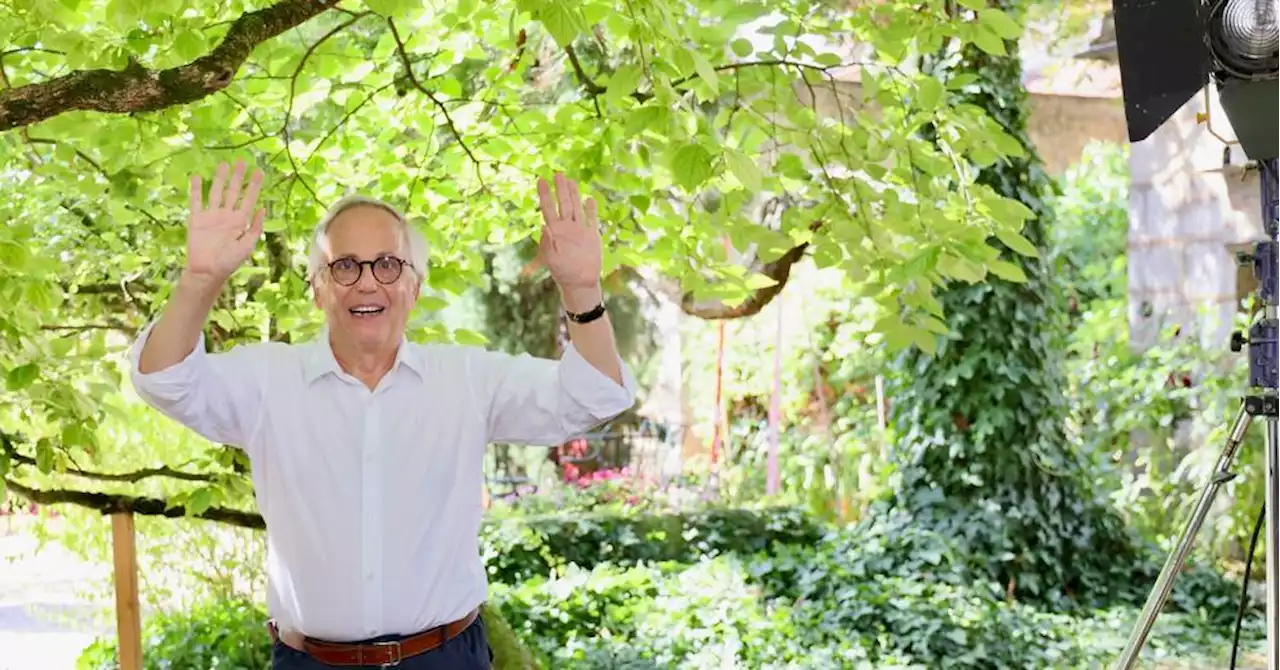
[{"x1": 1127, "y1": 89, "x2": 1263, "y2": 351}]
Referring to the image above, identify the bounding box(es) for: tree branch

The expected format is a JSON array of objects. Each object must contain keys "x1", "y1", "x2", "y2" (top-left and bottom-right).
[
  {"x1": 1, "y1": 432, "x2": 223, "y2": 484},
  {"x1": 7, "y1": 452, "x2": 218, "y2": 484},
  {"x1": 0, "y1": 0, "x2": 341, "y2": 131},
  {"x1": 386, "y1": 18, "x2": 485, "y2": 186},
  {"x1": 680, "y1": 220, "x2": 822, "y2": 320},
  {"x1": 4, "y1": 478, "x2": 264, "y2": 530},
  {"x1": 564, "y1": 45, "x2": 605, "y2": 96}
]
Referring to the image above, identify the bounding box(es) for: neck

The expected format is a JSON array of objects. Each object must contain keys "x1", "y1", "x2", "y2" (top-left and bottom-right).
[{"x1": 329, "y1": 331, "x2": 399, "y2": 389}]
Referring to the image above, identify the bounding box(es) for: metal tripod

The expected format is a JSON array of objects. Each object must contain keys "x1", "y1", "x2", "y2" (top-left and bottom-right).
[{"x1": 1115, "y1": 157, "x2": 1279, "y2": 669}]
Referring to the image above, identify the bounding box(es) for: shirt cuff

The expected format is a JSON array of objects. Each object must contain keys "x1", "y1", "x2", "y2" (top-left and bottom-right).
[
  {"x1": 558, "y1": 342, "x2": 638, "y2": 419},
  {"x1": 128, "y1": 320, "x2": 208, "y2": 390}
]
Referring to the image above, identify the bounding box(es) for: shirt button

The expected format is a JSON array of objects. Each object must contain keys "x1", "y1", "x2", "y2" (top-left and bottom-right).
[{"x1": 366, "y1": 571, "x2": 374, "y2": 580}]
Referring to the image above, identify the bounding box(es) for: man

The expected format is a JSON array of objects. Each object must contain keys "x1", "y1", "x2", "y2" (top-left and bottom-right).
[{"x1": 130, "y1": 160, "x2": 637, "y2": 669}]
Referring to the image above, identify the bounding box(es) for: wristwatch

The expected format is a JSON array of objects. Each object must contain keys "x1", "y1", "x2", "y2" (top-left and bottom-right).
[{"x1": 565, "y1": 302, "x2": 607, "y2": 324}]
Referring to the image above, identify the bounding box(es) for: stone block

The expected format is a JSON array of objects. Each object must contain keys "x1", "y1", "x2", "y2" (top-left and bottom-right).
[{"x1": 1128, "y1": 242, "x2": 1185, "y2": 294}]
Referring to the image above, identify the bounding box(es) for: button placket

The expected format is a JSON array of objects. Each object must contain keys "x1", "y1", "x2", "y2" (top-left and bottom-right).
[{"x1": 360, "y1": 395, "x2": 383, "y2": 635}]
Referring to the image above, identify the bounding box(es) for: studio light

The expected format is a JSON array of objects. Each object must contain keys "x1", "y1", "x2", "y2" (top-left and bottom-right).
[{"x1": 1110, "y1": 0, "x2": 1278, "y2": 159}]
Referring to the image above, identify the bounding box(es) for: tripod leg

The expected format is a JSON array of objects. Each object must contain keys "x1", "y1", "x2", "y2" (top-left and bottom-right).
[
  {"x1": 1115, "y1": 402, "x2": 1254, "y2": 670},
  {"x1": 1266, "y1": 417, "x2": 1279, "y2": 669}
]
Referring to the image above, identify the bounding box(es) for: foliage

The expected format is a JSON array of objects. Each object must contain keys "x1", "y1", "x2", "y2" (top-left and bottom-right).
[
  {"x1": 884, "y1": 1, "x2": 1142, "y2": 610},
  {"x1": 1047, "y1": 141, "x2": 1130, "y2": 310},
  {"x1": 481, "y1": 504, "x2": 823, "y2": 584},
  {"x1": 492, "y1": 508, "x2": 1263, "y2": 669},
  {"x1": 77, "y1": 598, "x2": 271, "y2": 670},
  {"x1": 3, "y1": 0, "x2": 1053, "y2": 503}
]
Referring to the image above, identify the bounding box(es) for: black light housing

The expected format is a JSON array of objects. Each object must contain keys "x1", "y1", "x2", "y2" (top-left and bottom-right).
[{"x1": 1110, "y1": 0, "x2": 1278, "y2": 160}]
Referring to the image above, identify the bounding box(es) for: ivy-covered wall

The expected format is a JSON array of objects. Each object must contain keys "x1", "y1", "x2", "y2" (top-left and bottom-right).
[{"x1": 886, "y1": 0, "x2": 1144, "y2": 608}]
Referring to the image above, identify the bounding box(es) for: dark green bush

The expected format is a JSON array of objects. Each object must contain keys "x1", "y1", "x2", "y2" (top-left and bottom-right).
[
  {"x1": 480, "y1": 505, "x2": 824, "y2": 584},
  {"x1": 76, "y1": 598, "x2": 270, "y2": 670}
]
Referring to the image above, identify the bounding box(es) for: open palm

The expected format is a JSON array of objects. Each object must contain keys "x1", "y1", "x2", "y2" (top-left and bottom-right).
[
  {"x1": 536, "y1": 172, "x2": 602, "y2": 291},
  {"x1": 186, "y1": 160, "x2": 267, "y2": 281}
]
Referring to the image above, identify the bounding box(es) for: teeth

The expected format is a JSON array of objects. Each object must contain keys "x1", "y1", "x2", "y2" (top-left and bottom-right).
[{"x1": 350, "y1": 306, "x2": 384, "y2": 314}]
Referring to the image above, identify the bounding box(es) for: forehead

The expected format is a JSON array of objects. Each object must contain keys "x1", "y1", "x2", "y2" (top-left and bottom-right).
[{"x1": 324, "y1": 205, "x2": 404, "y2": 258}]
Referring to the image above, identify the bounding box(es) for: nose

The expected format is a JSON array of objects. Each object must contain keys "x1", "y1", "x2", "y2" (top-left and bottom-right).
[{"x1": 354, "y1": 266, "x2": 379, "y2": 292}]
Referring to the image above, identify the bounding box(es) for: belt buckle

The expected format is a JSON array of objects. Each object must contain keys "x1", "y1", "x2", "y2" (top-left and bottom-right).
[{"x1": 367, "y1": 640, "x2": 401, "y2": 667}]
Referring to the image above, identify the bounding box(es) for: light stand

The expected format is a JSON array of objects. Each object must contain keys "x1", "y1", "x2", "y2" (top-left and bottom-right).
[{"x1": 1113, "y1": 159, "x2": 1278, "y2": 668}]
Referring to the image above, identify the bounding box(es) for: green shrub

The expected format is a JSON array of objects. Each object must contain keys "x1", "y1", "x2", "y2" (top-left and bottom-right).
[
  {"x1": 480, "y1": 505, "x2": 823, "y2": 584},
  {"x1": 76, "y1": 598, "x2": 270, "y2": 670}
]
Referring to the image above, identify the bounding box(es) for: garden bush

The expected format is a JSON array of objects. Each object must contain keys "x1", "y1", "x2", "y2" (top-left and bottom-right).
[
  {"x1": 77, "y1": 598, "x2": 270, "y2": 670},
  {"x1": 480, "y1": 504, "x2": 824, "y2": 584},
  {"x1": 493, "y1": 513, "x2": 1260, "y2": 669}
]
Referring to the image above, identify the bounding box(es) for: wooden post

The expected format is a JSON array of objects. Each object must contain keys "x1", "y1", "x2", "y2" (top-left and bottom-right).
[{"x1": 111, "y1": 512, "x2": 142, "y2": 670}]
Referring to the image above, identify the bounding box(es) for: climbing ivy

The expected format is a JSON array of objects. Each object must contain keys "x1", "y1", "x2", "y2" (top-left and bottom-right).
[{"x1": 884, "y1": 0, "x2": 1144, "y2": 609}]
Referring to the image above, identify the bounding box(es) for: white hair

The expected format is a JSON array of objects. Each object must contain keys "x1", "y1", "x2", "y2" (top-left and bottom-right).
[{"x1": 306, "y1": 195, "x2": 429, "y2": 286}]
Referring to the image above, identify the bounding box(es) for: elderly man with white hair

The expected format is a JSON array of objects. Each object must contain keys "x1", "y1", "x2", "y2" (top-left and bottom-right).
[{"x1": 131, "y1": 160, "x2": 637, "y2": 669}]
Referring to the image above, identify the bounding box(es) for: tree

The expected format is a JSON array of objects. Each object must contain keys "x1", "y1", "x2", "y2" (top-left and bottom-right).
[
  {"x1": 883, "y1": 0, "x2": 1142, "y2": 608},
  {"x1": 0, "y1": 0, "x2": 1042, "y2": 516}
]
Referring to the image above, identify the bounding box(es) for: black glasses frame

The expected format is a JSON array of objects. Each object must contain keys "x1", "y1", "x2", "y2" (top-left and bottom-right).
[{"x1": 326, "y1": 256, "x2": 413, "y2": 286}]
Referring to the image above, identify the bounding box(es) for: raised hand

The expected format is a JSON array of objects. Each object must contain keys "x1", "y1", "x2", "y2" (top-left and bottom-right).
[
  {"x1": 536, "y1": 172, "x2": 602, "y2": 292},
  {"x1": 186, "y1": 160, "x2": 267, "y2": 282}
]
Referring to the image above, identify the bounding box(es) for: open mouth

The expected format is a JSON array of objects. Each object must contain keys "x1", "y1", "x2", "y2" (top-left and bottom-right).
[{"x1": 349, "y1": 305, "x2": 385, "y2": 318}]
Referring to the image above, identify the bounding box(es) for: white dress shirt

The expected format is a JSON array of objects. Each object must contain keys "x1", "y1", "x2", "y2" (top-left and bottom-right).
[{"x1": 128, "y1": 323, "x2": 637, "y2": 642}]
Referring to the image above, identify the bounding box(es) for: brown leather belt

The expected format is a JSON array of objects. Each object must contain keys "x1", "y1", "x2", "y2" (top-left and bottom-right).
[{"x1": 267, "y1": 606, "x2": 481, "y2": 666}]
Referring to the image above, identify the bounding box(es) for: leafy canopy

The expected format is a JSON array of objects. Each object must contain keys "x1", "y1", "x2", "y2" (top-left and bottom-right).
[{"x1": 1, "y1": 0, "x2": 1035, "y2": 496}]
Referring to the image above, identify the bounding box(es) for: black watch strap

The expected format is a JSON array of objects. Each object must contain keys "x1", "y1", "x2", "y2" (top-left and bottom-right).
[{"x1": 565, "y1": 302, "x2": 607, "y2": 324}]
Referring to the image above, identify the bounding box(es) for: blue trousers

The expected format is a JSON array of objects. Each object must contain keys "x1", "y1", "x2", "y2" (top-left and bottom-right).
[{"x1": 272, "y1": 616, "x2": 493, "y2": 669}]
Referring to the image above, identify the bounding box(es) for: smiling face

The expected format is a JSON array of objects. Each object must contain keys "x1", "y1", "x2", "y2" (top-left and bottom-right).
[{"x1": 312, "y1": 205, "x2": 420, "y2": 352}]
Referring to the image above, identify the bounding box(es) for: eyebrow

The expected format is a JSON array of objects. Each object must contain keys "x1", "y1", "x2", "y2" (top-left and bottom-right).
[{"x1": 334, "y1": 251, "x2": 398, "y2": 260}]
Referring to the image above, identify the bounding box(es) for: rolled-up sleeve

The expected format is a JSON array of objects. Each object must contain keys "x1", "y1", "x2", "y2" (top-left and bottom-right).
[
  {"x1": 128, "y1": 322, "x2": 265, "y2": 449},
  {"x1": 473, "y1": 343, "x2": 638, "y2": 446}
]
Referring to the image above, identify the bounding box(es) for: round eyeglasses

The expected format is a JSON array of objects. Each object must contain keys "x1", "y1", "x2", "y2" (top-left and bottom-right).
[{"x1": 326, "y1": 256, "x2": 413, "y2": 286}]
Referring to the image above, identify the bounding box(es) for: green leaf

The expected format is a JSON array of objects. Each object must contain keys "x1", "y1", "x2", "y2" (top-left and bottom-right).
[
  {"x1": 35, "y1": 439, "x2": 55, "y2": 474},
  {"x1": 6, "y1": 363, "x2": 38, "y2": 391},
  {"x1": 730, "y1": 39, "x2": 753, "y2": 58},
  {"x1": 452, "y1": 328, "x2": 490, "y2": 345},
  {"x1": 987, "y1": 259, "x2": 1028, "y2": 282},
  {"x1": 724, "y1": 148, "x2": 762, "y2": 192},
  {"x1": 185, "y1": 487, "x2": 216, "y2": 516},
  {"x1": 539, "y1": 1, "x2": 587, "y2": 47},
  {"x1": 687, "y1": 51, "x2": 720, "y2": 95},
  {"x1": 978, "y1": 8, "x2": 1023, "y2": 40},
  {"x1": 916, "y1": 77, "x2": 944, "y2": 111},
  {"x1": 814, "y1": 52, "x2": 843, "y2": 68},
  {"x1": 995, "y1": 228, "x2": 1040, "y2": 257},
  {"x1": 606, "y1": 64, "x2": 643, "y2": 102},
  {"x1": 669, "y1": 143, "x2": 715, "y2": 192},
  {"x1": 742, "y1": 273, "x2": 778, "y2": 290},
  {"x1": 971, "y1": 24, "x2": 1007, "y2": 56}
]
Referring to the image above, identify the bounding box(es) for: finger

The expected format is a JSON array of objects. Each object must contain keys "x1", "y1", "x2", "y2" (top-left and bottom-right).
[
  {"x1": 249, "y1": 208, "x2": 266, "y2": 241},
  {"x1": 566, "y1": 178, "x2": 583, "y2": 223},
  {"x1": 238, "y1": 208, "x2": 266, "y2": 243},
  {"x1": 538, "y1": 223, "x2": 557, "y2": 253},
  {"x1": 584, "y1": 197, "x2": 598, "y2": 230},
  {"x1": 224, "y1": 160, "x2": 246, "y2": 210},
  {"x1": 189, "y1": 175, "x2": 204, "y2": 214},
  {"x1": 555, "y1": 172, "x2": 573, "y2": 221},
  {"x1": 237, "y1": 169, "x2": 265, "y2": 214},
  {"x1": 536, "y1": 177, "x2": 558, "y2": 223},
  {"x1": 209, "y1": 162, "x2": 229, "y2": 209}
]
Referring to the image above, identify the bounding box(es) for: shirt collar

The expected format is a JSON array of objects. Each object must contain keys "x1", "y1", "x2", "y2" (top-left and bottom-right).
[{"x1": 302, "y1": 327, "x2": 426, "y2": 384}]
